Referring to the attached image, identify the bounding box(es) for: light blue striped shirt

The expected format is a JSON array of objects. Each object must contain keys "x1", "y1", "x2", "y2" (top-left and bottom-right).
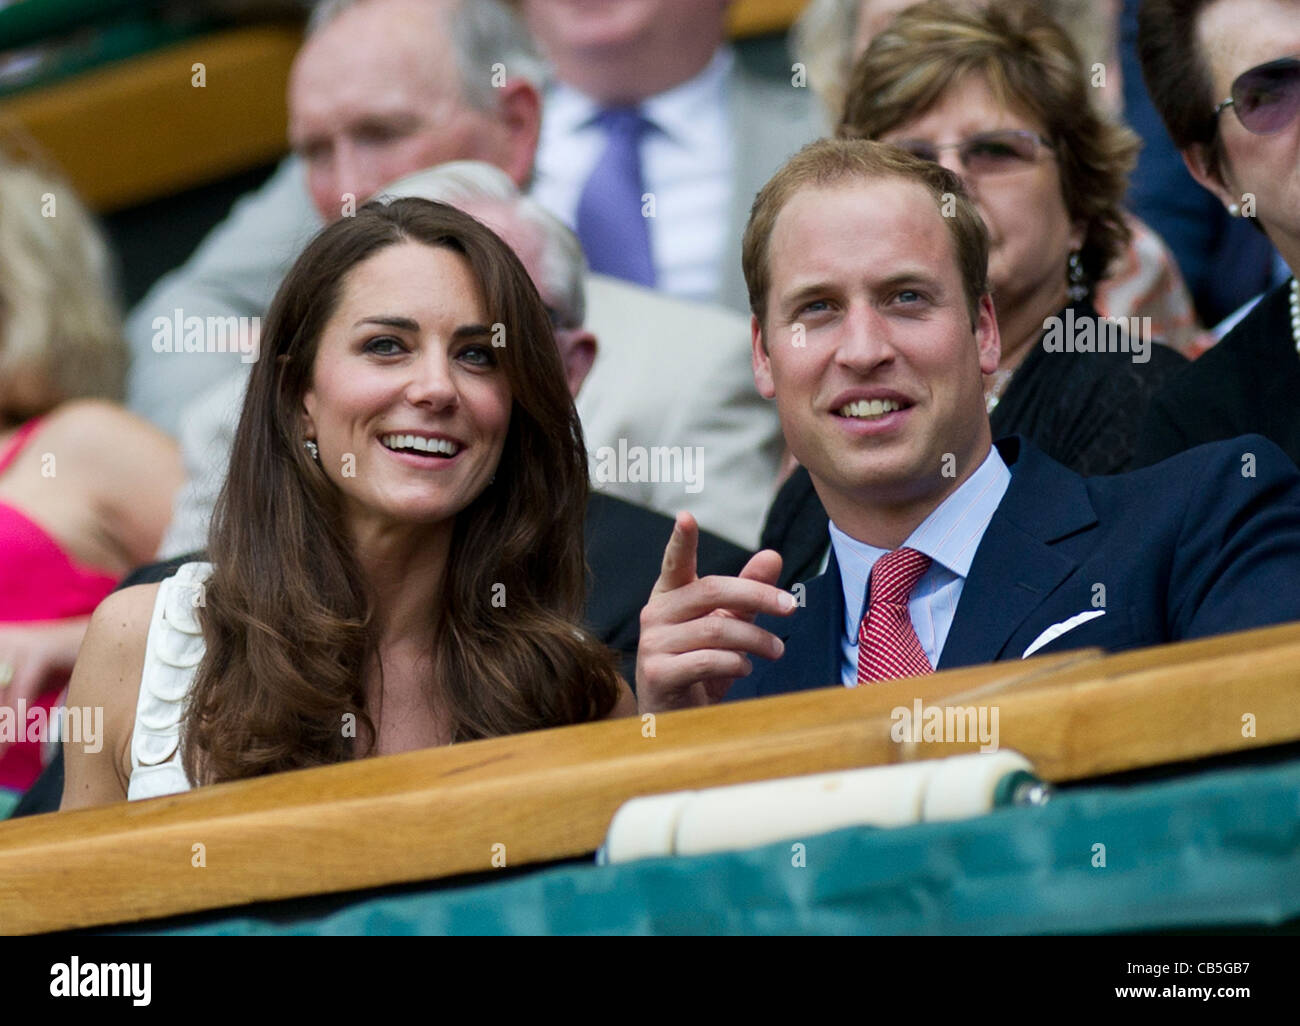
[{"x1": 831, "y1": 446, "x2": 1011, "y2": 686}]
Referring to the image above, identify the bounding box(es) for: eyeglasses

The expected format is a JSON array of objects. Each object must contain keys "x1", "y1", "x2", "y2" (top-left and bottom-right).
[
  {"x1": 1212, "y1": 55, "x2": 1300, "y2": 135},
  {"x1": 888, "y1": 130, "x2": 1055, "y2": 176}
]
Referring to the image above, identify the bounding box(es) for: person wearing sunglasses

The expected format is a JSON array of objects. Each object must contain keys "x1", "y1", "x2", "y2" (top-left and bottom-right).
[
  {"x1": 761, "y1": 0, "x2": 1190, "y2": 588},
  {"x1": 1133, "y1": 0, "x2": 1300, "y2": 469}
]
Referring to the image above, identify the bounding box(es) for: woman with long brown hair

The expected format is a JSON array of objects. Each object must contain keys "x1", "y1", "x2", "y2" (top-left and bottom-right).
[{"x1": 62, "y1": 197, "x2": 632, "y2": 807}]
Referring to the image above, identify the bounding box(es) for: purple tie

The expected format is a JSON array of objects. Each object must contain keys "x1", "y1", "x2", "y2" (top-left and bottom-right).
[{"x1": 576, "y1": 107, "x2": 656, "y2": 288}]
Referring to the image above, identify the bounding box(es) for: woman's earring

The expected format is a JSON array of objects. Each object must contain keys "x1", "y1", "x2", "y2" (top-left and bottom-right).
[
  {"x1": 304, "y1": 439, "x2": 320, "y2": 461},
  {"x1": 1067, "y1": 249, "x2": 1089, "y2": 302},
  {"x1": 1228, "y1": 202, "x2": 1241, "y2": 217}
]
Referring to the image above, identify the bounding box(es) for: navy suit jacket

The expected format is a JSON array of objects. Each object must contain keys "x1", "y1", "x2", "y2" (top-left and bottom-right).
[{"x1": 729, "y1": 435, "x2": 1300, "y2": 700}]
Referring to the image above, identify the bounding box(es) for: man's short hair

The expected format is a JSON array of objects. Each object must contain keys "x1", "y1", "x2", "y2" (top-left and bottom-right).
[
  {"x1": 742, "y1": 137, "x2": 989, "y2": 330},
  {"x1": 307, "y1": 0, "x2": 548, "y2": 113}
]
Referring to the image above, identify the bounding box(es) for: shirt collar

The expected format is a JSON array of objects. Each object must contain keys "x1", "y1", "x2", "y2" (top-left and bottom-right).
[
  {"x1": 829, "y1": 443, "x2": 1011, "y2": 593},
  {"x1": 641, "y1": 46, "x2": 733, "y2": 145}
]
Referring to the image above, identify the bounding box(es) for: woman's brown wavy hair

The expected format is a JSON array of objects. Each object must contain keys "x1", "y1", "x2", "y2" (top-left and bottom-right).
[
  {"x1": 838, "y1": 0, "x2": 1140, "y2": 292},
  {"x1": 181, "y1": 197, "x2": 620, "y2": 784}
]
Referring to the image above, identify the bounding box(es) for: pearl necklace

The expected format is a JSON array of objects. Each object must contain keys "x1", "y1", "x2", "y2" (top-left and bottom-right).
[{"x1": 1291, "y1": 278, "x2": 1300, "y2": 355}]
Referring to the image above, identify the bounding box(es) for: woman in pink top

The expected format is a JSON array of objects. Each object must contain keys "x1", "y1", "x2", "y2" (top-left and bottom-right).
[{"x1": 0, "y1": 151, "x2": 182, "y2": 810}]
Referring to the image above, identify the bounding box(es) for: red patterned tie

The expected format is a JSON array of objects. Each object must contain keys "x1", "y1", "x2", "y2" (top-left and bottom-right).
[{"x1": 856, "y1": 547, "x2": 933, "y2": 684}]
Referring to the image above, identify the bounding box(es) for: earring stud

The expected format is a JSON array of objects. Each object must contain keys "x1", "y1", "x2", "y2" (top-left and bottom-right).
[
  {"x1": 304, "y1": 439, "x2": 319, "y2": 461},
  {"x1": 1067, "y1": 249, "x2": 1088, "y2": 302}
]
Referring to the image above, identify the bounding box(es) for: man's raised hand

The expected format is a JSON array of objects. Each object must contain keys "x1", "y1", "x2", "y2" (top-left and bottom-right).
[{"x1": 635, "y1": 512, "x2": 795, "y2": 713}]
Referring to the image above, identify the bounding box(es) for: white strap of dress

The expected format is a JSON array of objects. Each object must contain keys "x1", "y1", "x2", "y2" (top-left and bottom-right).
[{"x1": 127, "y1": 561, "x2": 211, "y2": 801}]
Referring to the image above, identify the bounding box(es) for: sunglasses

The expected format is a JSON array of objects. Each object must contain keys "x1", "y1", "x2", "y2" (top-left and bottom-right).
[
  {"x1": 888, "y1": 130, "x2": 1055, "y2": 176},
  {"x1": 1212, "y1": 55, "x2": 1300, "y2": 135}
]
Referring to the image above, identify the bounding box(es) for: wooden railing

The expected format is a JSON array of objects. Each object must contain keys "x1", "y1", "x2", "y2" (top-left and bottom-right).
[
  {"x1": 0, "y1": 24, "x2": 301, "y2": 211},
  {"x1": 3, "y1": 621, "x2": 1299, "y2": 935},
  {"x1": 729, "y1": 0, "x2": 810, "y2": 37}
]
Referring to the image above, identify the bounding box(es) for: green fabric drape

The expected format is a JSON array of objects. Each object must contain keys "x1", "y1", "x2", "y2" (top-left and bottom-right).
[{"x1": 134, "y1": 755, "x2": 1300, "y2": 935}]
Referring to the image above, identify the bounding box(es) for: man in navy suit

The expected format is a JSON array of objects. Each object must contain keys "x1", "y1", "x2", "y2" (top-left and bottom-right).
[{"x1": 636, "y1": 138, "x2": 1300, "y2": 711}]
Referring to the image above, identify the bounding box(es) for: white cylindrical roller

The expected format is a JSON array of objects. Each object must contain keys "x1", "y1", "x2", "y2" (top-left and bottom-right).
[
  {"x1": 601, "y1": 790, "x2": 695, "y2": 863},
  {"x1": 920, "y1": 750, "x2": 1034, "y2": 822},
  {"x1": 672, "y1": 761, "x2": 933, "y2": 857},
  {"x1": 601, "y1": 752, "x2": 1037, "y2": 863}
]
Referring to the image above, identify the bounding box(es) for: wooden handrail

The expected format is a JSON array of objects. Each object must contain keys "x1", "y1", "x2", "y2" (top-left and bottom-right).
[
  {"x1": 0, "y1": 25, "x2": 301, "y2": 211},
  {"x1": 729, "y1": 0, "x2": 809, "y2": 37},
  {"x1": 2, "y1": 622, "x2": 1299, "y2": 934}
]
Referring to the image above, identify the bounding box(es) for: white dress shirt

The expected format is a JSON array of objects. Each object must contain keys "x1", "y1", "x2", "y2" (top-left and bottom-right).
[
  {"x1": 530, "y1": 48, "x2": 735, "y2": 303},
  {"x1": 829, "y1": 447, "x2": 1012, "y2": 686}
]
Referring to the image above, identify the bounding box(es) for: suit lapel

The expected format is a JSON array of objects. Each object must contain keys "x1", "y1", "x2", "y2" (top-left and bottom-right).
[
  {"x1": 937, "y1": 515, "x2": 1080, "y2": 667},
  {"x1": 754, "y1": 552, "x2": 843, "y2": 696},
  {"x1": 746, "y1": 439, "x2": 1098, "y2": 692},
  {"x1": 938, "y1": 439, "x2": 1098, "y2": 668}
]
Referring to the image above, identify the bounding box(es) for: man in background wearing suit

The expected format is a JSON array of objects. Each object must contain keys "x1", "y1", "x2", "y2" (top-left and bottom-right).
[
  {"x1": 521, "y1": 0, "x2": 821, "y2": 312},
  {"x1": 636, "y1": 138, "x2": 1300, "y2": 712}
]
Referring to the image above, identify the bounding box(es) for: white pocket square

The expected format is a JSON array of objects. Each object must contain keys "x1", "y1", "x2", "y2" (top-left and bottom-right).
[{"x1": 1021, "y1": 610, "x2": 1106, "y2": 659}]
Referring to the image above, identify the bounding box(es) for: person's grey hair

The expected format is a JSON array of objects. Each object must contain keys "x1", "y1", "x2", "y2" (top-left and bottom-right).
[
  {"x1": 378, "y1": 161, "x2": 587, "y2": 329},
  {"x1": 307, "y1": 0, "x2": 548, "y2": 112}
]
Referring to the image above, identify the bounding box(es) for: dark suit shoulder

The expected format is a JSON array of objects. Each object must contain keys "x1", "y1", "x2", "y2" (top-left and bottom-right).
[
  {"x1": 1087, "y1": 433, "x2": 1298, "y2": 509},
  {"x1": 964, "y1": 435, "x2": 1300, "y2": 661},
  {"x1": 759, "y1": 466, "x2": 831, "y2": 588},
  {"x1": 1134, "y1": 282, "x2": 1300, "y2": 466},
  {"x1": 1201, "y1": 281, "x2": 1296, "y2": 367},
  {"x1": 1116, "y1": 435, "x2": 1300, "y2": 636},
  {"x1": 586, "y1": 493, "x2": 751, "y2": 683},
  {"x1": 117, "y1": 552, "x2": 207, "y2": 591},
  {"x1": 585, "y1": 493, "x2": 749, "y2": 576},
  {"x1": 730, "y1": 557, "x2": 844, "y2": 702},
  {"x1": 1152, "y1": 283, "x2": 1294, "y2": 405}
]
